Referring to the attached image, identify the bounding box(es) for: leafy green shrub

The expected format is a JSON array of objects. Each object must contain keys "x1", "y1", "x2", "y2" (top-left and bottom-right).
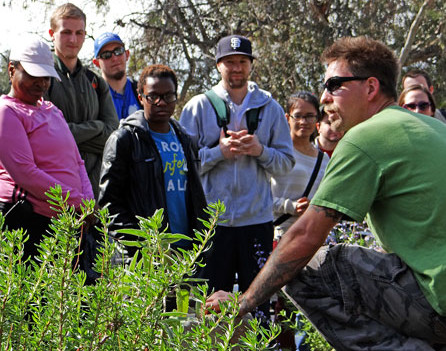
[{"x1": 0, "y1": 185, "x2": 280, "y2": 350}]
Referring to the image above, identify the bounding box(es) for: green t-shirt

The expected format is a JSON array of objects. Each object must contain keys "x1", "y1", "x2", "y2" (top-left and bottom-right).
[{"x1": 312, "y1": 105, "x2": 446, "y2": 315}]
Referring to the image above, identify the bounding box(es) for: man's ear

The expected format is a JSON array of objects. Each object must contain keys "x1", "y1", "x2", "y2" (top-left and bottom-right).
[
  {"x1": 8, "y1": 62, "x2": 15, "y2": 79},
  {"x1": 92, "y1": 58, "x2": 100, "y2": 68},
  {"x1": 429, "y1": 85, "x2": 434, "y2": 95},
  {"x1": 49, "y1": 29, "x2": 54, "y2": 39},
  {"x1": 366, "y1": 77, "x2": 380, "y2": 101},
  {"x1": 125, "y1": 49, "x2": 130, "y2": 62}
]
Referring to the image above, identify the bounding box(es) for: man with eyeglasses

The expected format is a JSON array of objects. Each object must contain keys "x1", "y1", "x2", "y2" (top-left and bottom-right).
[
  {"x1": 45, "y1": 3, "x2": 118, "y2": 199},
  {"x1": 206, "y1": 36, "x2": 446, "y2": 350},
  {"x1": 99, "y1": 64, "x2": 207, "y2": 261},
  {"x1": 93, "y1": 32, "x2": 142, "y2": 120},
  {"x1": 180, "y1": 35, "x2": 294, "y2": 322}
]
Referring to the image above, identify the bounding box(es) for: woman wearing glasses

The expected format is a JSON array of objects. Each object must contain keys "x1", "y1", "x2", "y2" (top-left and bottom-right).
[
  {"x1": 398, "y1": 84, "x2": 436, "y2": 117},
  {"x1": 271, "y1": 92, "x2": 330, "y2": 239},
  {"x1": 98, "y1": 64, "x2": 207, "y2": 259}
]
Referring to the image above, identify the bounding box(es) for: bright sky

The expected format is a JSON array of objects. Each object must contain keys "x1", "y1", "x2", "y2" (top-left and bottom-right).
[{"x1": 0, "y1": 0, "x2": 139, "y2": 61}]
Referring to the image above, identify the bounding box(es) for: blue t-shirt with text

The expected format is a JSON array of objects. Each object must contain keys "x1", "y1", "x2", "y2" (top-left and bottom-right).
[{"x1": 150, "y1": 127, "x2": 190, "y2": 246}]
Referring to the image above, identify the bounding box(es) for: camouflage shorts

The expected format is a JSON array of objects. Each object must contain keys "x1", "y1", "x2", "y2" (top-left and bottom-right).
[{"x1": 283, "y1": 244, "x2": 446, "y2": 351}]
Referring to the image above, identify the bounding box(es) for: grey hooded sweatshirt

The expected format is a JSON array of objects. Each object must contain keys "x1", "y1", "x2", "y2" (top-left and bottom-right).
[{"x1": 180, "y1": 81, "x2": 294, "y2": 227}]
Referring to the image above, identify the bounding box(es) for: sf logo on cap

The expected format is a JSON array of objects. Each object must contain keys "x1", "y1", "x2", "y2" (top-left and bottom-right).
[{"x1": 231, "y1": 37, "x2": 241, "y2": 50}]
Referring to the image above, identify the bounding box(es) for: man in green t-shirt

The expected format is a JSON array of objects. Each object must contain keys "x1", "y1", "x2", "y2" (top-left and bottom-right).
[{"x1": 206, "y1": 36, "x2": 446, "y2": 350}]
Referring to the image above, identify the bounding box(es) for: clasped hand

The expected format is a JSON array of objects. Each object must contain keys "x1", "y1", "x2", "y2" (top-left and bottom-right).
[
  {"x1": 219, "y1": 129, "x2": 263, "y2": 159},
  {"x1": 296, "y1": 197, "x2": 310, "y2": 215}
]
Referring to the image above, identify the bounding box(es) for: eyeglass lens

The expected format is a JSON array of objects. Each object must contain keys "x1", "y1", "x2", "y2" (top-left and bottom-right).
[
  {"x1": 144, "y1": 93, "x2": 177, "y2": 105},
  {"x1": 290, "y1": 114, "x2": 317, "y2": 121},
  {"x1": 99, "y1": 46, "x2": 125, "y2": 60},
  {"x1": 403, "y1": 102, "x2": 430, "y2": 111},
  {"x1": 323, "y1": 76, "x2": 368, "y2": 94}
]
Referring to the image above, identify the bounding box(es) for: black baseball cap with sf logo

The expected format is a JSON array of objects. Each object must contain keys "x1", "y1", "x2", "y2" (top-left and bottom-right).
[{"x1": 215, "y1": 35, "x2": 256, "y2": 62}]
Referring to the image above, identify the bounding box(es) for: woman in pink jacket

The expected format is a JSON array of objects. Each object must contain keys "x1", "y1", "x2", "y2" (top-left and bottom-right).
[{"x1": 0, "y1": 38, "x2": 94, "y2": 260}]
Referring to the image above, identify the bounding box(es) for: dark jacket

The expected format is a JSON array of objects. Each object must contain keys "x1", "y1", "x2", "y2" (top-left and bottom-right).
[
  {"x1": 98, "y1": 110, "x2": 207, "y2": 245},
  {"x1": 45, "y1": 56, "x2": 119, "y2": 198}
]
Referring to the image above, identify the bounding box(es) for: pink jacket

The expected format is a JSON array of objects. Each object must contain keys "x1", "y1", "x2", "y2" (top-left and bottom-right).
[{"x1": 0, "y1": 95, "x2": 94, "y2": 218}]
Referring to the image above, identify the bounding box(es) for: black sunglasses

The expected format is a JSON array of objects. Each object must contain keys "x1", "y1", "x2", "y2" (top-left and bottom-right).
[
  {"x1": 98, "y1": 46, "x2": 125, "y2": 60},
  {"x1": 403, "y1": 101, "x2": 431, "y2": 111},
  {"x1": 141, "y1": 92, "x2": 177, "y2": 105},
  {"x1": 323, "y1": 76, "x2": 369, "y2": 94}
]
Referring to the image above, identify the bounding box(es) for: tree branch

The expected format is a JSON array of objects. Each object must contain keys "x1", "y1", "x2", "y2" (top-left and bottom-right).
[{"x1": 399, "y1": 0, "x2": 434, "y2": 67}]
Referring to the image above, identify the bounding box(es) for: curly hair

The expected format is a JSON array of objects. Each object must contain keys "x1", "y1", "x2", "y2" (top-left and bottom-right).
[
  {"x1": 322, "y1": 36, "x2": 399, "y2": 100},
  {"x1": 137, "y1": 64, "x2": 178, "y2": 95}
]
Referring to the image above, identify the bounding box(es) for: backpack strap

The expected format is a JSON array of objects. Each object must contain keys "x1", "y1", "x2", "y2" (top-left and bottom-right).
[
  {"x1": 273, "y1": 150, "x2": 325, "y2": 227},
  {"x1": 246, "y1": 107, "x2": 261, "y2": 135},
  {"x1": 205, "y1": 90, "x2": 262, "y2": 135},
  {"x1": 205, "y1": 90, "x2": 230, "y2": 137}
]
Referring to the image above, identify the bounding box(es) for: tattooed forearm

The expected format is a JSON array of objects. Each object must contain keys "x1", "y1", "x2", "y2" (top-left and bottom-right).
[
  {"x1": 239, "y1": 254, "x2": 313, "y2": 315},
  {"x1": 238, "y1": 206, "x2": 337, "y2": 316},
  {"x1": 310, "y1": 205, "x2": 343, "y2": 222}
]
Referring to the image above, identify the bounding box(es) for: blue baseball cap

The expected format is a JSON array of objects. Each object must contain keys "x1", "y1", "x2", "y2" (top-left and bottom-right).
[{"x1": 94, "y1": 32, "x2": 124, "y2": 58}]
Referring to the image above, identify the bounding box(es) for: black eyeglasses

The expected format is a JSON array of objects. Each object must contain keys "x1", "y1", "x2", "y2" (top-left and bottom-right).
[
  {"x1": 289, "y1": 114, "x2": 318, "y2": 122},
  {"x1": 98, "y1": 46, "x2": 125, "y2": 60},
  {"x1": 141, "y1": 92, "x2": 177, "y2": 105},
  {"x1": 323, "y1": 76, "x2": 369, "y2": 94},
  {"x1": 403, "y1": 101, "x2": 430, "y2": 111}
]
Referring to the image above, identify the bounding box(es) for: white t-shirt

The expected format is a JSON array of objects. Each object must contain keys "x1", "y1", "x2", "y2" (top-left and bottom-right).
[{"x1": 271, "y1": 148, "x2": 329, "y2": 233}]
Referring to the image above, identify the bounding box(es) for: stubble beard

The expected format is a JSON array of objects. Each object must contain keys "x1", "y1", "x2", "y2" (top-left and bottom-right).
[
  {"x1": 228, "y1": 77, "x2": 248, "y2": 90},
  {"x1": 105, "y1": 70, "x2": 126, "y2": 81},
  {"x1": 330, "y1": 119, "x2": 344, "y2": 133},
  {"x1": 327, "y1": 113, "x2": 345, "y2": 133}
]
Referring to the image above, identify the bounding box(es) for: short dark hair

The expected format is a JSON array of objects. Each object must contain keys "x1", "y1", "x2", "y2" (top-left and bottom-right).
[
  {"x1": 318, "y1": 106, "x2": 328, "y2": 123},
  {"x1": 402, "y1": 69, "x2": 433, "y2": 89},
  {"x1": 398, "y1": 84, "x2": 436, "y2": 114},
  {"x1": 50, "y1": 3, "x2": 86, "y2": 31},
  {"x1": 321, "y1": 36, "x2": 399, "y2": 100},
  {"x1": 137, "y1": 64, "x2": 178, "y2": 95},
  {"x1": 286, "y1": 91, "x2": 321, "y2": 120}
]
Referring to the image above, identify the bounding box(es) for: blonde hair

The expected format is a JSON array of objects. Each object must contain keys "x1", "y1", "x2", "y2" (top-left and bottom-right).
[{"x1": 50, "y1": 3, "x2": 86, "y2": 30}]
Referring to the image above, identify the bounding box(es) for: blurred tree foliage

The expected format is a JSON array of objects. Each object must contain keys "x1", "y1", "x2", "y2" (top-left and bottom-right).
[
  {"x1": 1, "y1": 0, "x2": 445, "y2": 109},
  {"x1": 0, "y1": 52, "x2": 10, "y2": 95},
  {"x1": 102, "y1": 0, "x2": 446, "y2": 109}
]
